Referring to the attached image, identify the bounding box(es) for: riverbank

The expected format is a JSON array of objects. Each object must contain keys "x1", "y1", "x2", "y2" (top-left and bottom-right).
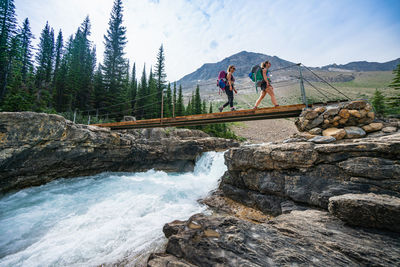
[
  {"x1": 0, "y1": 112, "x2": 239, "y2": 193},
  {"x1": 148, "y1": 132, "x2": 400, "y2": 266}
]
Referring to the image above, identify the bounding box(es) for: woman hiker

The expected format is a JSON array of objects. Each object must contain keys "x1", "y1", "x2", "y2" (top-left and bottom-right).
[
  {"x1": 219, "y1": 65, "x2": 237, "y2": 112},
  {"x1": 254, "y1": 61, "x2": 279, "y2": 109}
]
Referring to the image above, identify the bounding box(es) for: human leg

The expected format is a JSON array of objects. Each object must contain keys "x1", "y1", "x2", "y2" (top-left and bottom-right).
[
  {"x1": 254, "y1": 90, "x2": 267, "y2": 108},
  {"x1": 266, "y1": 86, "x2": 278, "y2": 106}
]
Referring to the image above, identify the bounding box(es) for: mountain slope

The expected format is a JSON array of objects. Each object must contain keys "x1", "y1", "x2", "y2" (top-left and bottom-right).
[
  {"x1": 177, "y1": 51, "x2": 296, "y2": 85},
  {"x1": 320, "y1": 58, "x2": 400, "y2": 72}
]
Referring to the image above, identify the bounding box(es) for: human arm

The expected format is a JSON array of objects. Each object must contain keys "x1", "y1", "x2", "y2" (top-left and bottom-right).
[{"x1": 227, "y1": 72, "x2": 233, "y2": 91}]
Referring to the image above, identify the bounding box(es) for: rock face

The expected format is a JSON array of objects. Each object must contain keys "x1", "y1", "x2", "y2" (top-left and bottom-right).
[
  {"x1": 148, "y1": 132, "x2": 400, "y2": 267},
  {"x1": 329, "y1": 193, "x2": 400, "y2": 232},
  {"x1": 148, "y1": 211, "x2": 400, "y2": 266},
  {"x1": 221, "y1": 133, "x2": 400, "y2": 215},
  {"x1": 0, "y1": 112, "x2": 239, "y2": 193}
]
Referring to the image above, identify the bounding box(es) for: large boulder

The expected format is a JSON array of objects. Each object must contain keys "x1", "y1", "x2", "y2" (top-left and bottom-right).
[
  {"x1": 322, "y1": 127, "x2": 346, "y2": 140},
  {"x1": 329, "y1": 193, "x2": 400, "y2": 232}
]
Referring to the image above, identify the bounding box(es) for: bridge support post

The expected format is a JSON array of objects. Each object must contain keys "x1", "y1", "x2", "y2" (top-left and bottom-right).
[{"x1": 298, "y1": 64, "x2": 308, "y2": 107}]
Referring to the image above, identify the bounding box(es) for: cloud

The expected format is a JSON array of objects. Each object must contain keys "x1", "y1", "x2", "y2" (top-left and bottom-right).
[{"x1": 13, "y1": 0, "x2": 400, "y2": 82}]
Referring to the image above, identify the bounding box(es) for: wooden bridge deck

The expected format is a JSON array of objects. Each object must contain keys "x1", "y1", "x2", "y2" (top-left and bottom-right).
[{"x1": 92, "y1": 104, "x2": 307, "y2": 130}]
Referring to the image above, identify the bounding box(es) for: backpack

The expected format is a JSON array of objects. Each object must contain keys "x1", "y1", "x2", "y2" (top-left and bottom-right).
[
  {"x1": 248, "y1": 65, "x2": 266, "y2": 92},
  {"x1": 217, "y1": 71, "x2": 227, "y2": 94}
]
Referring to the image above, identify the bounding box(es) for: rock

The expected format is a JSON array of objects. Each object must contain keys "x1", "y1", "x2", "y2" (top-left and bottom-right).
[
  {"x1": 323, "y1": 107, "x2": 340, "y2": 118},
  {"x1": 305, "y1": 110, "x2": 319, "y2": 120},
  {"x1": 314, "y1": 107, "x2": 326, "y2": 113},
  {"x1": 339, "y1": 118, "x2": 348, "y2": 124},
  {"x1": 332, "y1": 115, "x2": 341, "y2": 122},
  {"x1": 348, "y1": 109, "x2": 361, "y2": 118},
  {"x1": 328, "y1": 193, "x2": 400, "y2": 232},
  {"x1": 307, "y1": 114, "x2": 324, "y2": 130},
  {"x1": 322, "y1": 127, "x2": 346, "y2": 140},
  {"x1": 382, "y1": 126, "x2": 397, "y2": 133},
  {"x1": 359, "y1": 109, "x2": 368, "y2": 118},
  {"x1": 362, "y1": 122, "x2": 383, "y2": 133},
  {"x1": 308, "y1": 136, "x2": 336, "y2": 143},
  {"x1": 123, "y1": 116, "x2": 136, "y2": 121},
  {"x1": 150, "y1": 211, "x2": 400, "y2": 266},
  {"x1": 339, "y1": 109, "x2": 350, "y2": 119},
  {"x1": 343, "y1": 100, "x2": 367, "y2": 110},
  {"x1": 344, "y1": 126, "x2": 366, "y2": 139},
  {"x1": 308, "y1": 127, "x2": 322, "y2": 135},
  {"x1": 0, "y1": 112, "x2": 239, "y2": 193},
  {"x1": 367, "y1": 112, "x2": 375, "y2": 119},
  {"x1": 337, "y1": 157, "x2": 400, "y2": 180}
]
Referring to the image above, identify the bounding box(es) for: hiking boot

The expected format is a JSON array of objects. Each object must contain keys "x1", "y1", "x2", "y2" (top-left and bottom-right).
[
  {"x1": 231, "y1": 107, "x2": 236, "y2": 111},
  {"x1": 218, "y1": 106, "x2": 223, "y2": 112}
]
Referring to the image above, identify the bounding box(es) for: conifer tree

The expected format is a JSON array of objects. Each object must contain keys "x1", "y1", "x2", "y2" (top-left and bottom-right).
[
  {"x1": 176, "y1": 84, "x2": 184, "y2": 116},
  {"x1": 147, "y1": 68, "x2": 158, "y2": 118},
  {"x1": 173, "y1": 82, "x2": 176, "y2": 117},
  {"x1": 135, "y1": 64, "x2": 147, "y2": 119},
  {"x1": 164, "y1": 82, "x2": 172, "y2": 117},
  {"x1": 371, "y1": 89, "x2": 385, "y2": 116},
  {"x1": 0, "y1": 0, "x2": 17, "y2": 102},
  {"x1": 20, "y1": 18, "x2": 34, "y2": 82},
  {"x1": 202, "y1": 99, "x2": 206, "y2": 114},
  {"x1": 93, "y1": 64, "x2": 105, "y2": 113},
  {"x1": 130, "y1": 62, "x2": 137, "y2": 115},
  {"x1": 209, "y1": 102, "x2": 213, "y2": 113},
  {"x1": 35, "y1": 22, "x2": 54, "y2": 109},
  {"x1": 102, "y1": 0, "x2": 127, "y2": 116},
  {"x1": 194, "y1": 85, "x2": 202, "y2": 114},
  {"x1": 389, "y1": 63, "x2": 400, "y2": 90},
  {"x1": 154, "y1": 44, "x2": 166, "y2": 114}
]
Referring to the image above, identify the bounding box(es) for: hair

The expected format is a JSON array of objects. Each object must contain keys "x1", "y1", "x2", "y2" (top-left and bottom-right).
[
  {"x1": 261, "y1": 61, "x2": 271, "y2": 68},
  {"x1": 227, "y1": 65, "x2": 235, "y2": 73}
]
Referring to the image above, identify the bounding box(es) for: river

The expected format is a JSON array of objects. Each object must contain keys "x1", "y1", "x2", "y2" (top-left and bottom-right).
[{"x1": 0, "y1": 151, "x2": 226, "y2": 266}]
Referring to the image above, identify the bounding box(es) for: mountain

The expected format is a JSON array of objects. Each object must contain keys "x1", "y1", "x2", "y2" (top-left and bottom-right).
[
  {"x1": 176, "y1": 51, "x2": 399, "y2": 87},
  {"x1": 319, "y1": 58, "x2": 400, "y2": 72},
  {"x1": 177, "y1": 51, "x2": 296, "y2": 85}
]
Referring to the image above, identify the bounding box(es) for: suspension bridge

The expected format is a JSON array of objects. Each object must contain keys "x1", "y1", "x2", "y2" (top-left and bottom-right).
[{"x1": 87, "y1": 63, "x2": 352, "y2": 130}]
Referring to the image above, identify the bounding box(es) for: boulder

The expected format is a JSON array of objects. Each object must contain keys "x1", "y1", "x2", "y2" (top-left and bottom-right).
[
  {"x1": 308, "y1": 127, "x2": 322, "y2": 135},
  {"x1": 348, "y1": 110, "x2": 361, "y2": 118},
  {"x1": 314, "y1": 107, "x2": 326, "y2": 113},
  {"x1": 339, "y1": 109, "x2": 350, "y2": 119},
  {"x1": 343, "y1": 100, "x2": 367, "y2": 110},
  {"x1": 323, "y1": 107, "x2": 340, "y2": 118},
  {"x1": 382, "y1": 126, "x2": 397, "y2": 133},
  {"x1": 344, "y1": 126, "x2": 366, "y2": 139},
  {"x1": 362, "y1": 122, "x2": 383, "y2": 133},
  {"x1": 322, "y1": 128, "x2": 346, "y2": 140},
  {"x1": 305, "y1": 110, "x2": 319, "y2": 120},
  {"x1": 367, "y1": 112, "x2": 375, "y2": 119},
  {"x1": 328, "y1": 193, "x2": 400, "y2": 232}
]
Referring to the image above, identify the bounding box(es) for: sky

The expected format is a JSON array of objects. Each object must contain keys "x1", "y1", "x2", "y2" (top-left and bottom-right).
[{"x1": 13, "y1": 0, "x2": 400, "y2": 82}]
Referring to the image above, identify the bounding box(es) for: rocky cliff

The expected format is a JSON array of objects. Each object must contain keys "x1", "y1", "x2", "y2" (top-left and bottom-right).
[
  {"x1": 149, "y1": 132, "x2": 400, "y2": 266},
  {"x1": 0, "y1": 112, "x2": 239, "y2": 193}
]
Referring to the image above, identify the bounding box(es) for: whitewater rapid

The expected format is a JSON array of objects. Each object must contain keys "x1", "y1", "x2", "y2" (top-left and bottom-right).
[{"x1": 0, "y1": 151, "x2": 226, "y2": 267}]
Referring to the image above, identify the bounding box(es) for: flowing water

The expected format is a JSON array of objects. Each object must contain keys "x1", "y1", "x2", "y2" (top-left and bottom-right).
[{"x1": 0, "y1": 152, "x2": 226, "y2": 267}]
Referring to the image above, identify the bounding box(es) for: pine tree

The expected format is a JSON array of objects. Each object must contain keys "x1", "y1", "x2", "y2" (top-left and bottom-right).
[
  {"x1": 102, "y1": 0, "x2": 127, "y2": 117},
  {"x1": 194, "y1": 85, "x2": 202, "y2": 114},
  {"x1": 371, "y1": 89, "x2": 385, "y2": 116},
  {"x1": 93, "y1": 64, "x2": 105, "y2": 113},
  {"x1": 20, "y1": 18, "x2": 34, "y2": 82},
  {"x1": 135, "y1": 64, "x2": 147, "y2": 119},
  {"x1": 154, "y1": 44, "x2": 166, "y2": 115},
  {"x1": 147, "y1": 67, "x2": 158, "y2": 118},
  {"x1": 35, "y1": 22, "x2": 54, "y2": 109},
  {"x1": 0, "y1": 0, "x2": 17, "y2": 102},
  {"x1": 202, "y1": 99, "x2": 206, "y2": 114},
  {"x1": 172, "y1": 82, "x2": 176, "y2": 117},
  {"x1": 176, "y1": 84, "x2": 184, "y2": 116},
  {"x1": 389, "y1": 63, "x2": 400, "y2": 90},
  {"x1": 209, "y1": 102, "x2": 213, "y2": 113},
  {"x1": 130, "y1": 62, "x2": 137, "y2": 116},
  {"x1": 164, "y1": 82, "x2": 172, "y2": 117}
]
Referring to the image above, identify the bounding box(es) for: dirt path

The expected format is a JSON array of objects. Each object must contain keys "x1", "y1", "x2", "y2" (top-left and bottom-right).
[{"x1": 230, "y1": 118, "x2": 299, "y2": 143}]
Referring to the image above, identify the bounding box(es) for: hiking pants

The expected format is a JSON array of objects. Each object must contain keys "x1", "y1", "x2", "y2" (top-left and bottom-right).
[{"x1": 222, "y1": 87, "x2": 234, "y2": 108}]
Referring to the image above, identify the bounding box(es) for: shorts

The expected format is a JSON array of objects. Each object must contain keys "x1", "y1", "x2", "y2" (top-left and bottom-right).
[{"x1": 260, "y1": 79, "x2": 272, "y2": 91}]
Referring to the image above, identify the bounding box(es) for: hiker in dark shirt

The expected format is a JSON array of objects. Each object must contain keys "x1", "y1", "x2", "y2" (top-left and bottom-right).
[
  {"x1": 219, "y1": 65, "x2": 237, "y2": 112},
  {"x1": 254, "y1": 61, "x2": 279, "y2": 109}
]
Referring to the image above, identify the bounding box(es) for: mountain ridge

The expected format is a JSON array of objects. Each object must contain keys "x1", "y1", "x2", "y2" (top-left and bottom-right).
[{"x1": 176, "y1": 51, "x2": 399, "y2": 86}]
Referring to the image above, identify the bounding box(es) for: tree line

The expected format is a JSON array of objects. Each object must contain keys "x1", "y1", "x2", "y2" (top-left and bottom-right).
[{"x1": 0, "y1": 0, "x2": 240, "y2": 139}]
